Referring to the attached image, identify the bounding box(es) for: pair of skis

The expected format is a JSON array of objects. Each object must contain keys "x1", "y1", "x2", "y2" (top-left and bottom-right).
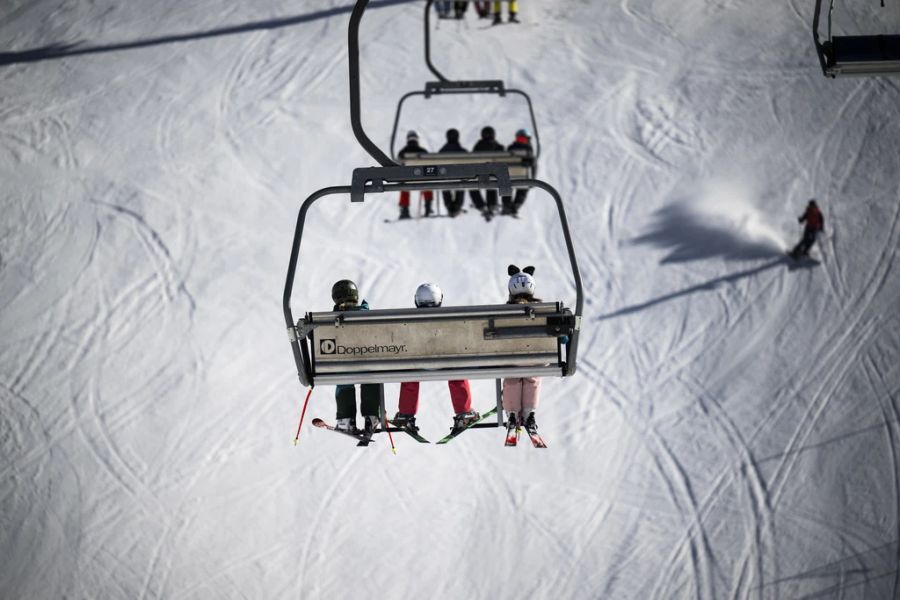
[
  {"x1": 314, "y1": 406, "x2": 539, "y2": 446},
  {"x1": 312, "y1": 407, "x2": 547, "y2": 448},
  {"x1": 504, "y1": 419, "x2": 547, "y2": 449},
  {"x1": 310, "y1": 418, "x2": 376, "y2": 446}
]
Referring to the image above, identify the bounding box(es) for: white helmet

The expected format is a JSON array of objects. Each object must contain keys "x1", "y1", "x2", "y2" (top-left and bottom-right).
[
  {"x1": 508, "y1": 272, "x2": 535, "y2": 297},
  {"x1": 415, "y1": 282, "x2": 443, "y2": 307}
]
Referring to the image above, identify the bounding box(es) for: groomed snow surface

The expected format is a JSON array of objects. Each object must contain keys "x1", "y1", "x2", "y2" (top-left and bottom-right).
[{"x1": 2, "y1": 0, "x2": 900, "y2": 598}]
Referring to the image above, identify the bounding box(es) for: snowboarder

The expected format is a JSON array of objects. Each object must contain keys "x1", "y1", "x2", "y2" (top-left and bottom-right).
[
  {"x1": 469, "y1": 126, "x2": 505, "y2": 220},
  {"x1": 393, "y1": 283, "x2": 479, "y2": 433},
  {"x1": 330, "y1": 280, "x2": 383, "y2": 433},
  {"x1": 439, "y1": 128, "x2": 468, "y2": 216},
  {"x1": 501, "y1": 265, "x2": 543, "y2": 434},
  {"x1": 398, "y1": 131, "x2": 435, "y2": 219},
  {"x1": 491, "y1": 1, "x2": 519, "y2": 24},
  {"x1": 502, "y1": 128, "x2": 534, "y2": 217},
  {"x1": 790, "y1": 199, "x2": 825, "y2": 259}
]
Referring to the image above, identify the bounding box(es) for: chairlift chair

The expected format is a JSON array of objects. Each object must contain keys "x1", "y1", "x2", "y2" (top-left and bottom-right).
[
  {"x1": 389, "y1": 0, "x2": 541, "y2": 176},
  {"x1": 813, "y1": 0, "x2": 900, "y2": 76},
  {"x1": 284, "y1": 0, "x2": 582, "y2": 430}
]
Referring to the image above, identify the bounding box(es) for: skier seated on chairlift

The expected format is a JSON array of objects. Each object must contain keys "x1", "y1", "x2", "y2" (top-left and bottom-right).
[
  {"x1": 330, "y1": 280, "x2": 383, "y2": 434},
  {"x1": 502, "y1": 265, "x2": 556, "y2": 436},
  {"x1": 501, "y1": 128, "x2": 534, "y2": 217},
  {"x1": 790, "y1": 199, "x2": 825, "y2": 259},
  {"x1": 439, "y1": 128, "x2": 468, "y2": 217},
  {"x1": 491, "y1": 1, "x2": 520, "y2": 25},
  {"x1": 398, "y1": 130, "x2": 435, "y2": 219},
  {"x1": 392, "y1": 283, "x2": 480, "y2": 434},
  {"x1": 469, "y1": 126, "x2": 505, "y2": 220}
]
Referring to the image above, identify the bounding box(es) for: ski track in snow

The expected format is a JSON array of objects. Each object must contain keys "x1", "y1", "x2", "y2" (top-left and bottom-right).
[{"x1": 2, "y1": 0, "x2": 900, "y2": 598}]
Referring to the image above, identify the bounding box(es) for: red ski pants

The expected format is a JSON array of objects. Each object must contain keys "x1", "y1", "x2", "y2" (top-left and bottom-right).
[
  {"x1": 399, "y1": 190, "x2": 434, "y2": 208},
  {"x1": 398, "y1": 380, "x2": 472, "y2": 414}
]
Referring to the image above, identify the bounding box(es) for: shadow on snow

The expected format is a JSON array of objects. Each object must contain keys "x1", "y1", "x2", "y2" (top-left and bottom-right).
[
  {"x1": 595, "y1": 258, "x2": 790, "y2": 321},
  {"x1": 0, "y1": 0, "x2": 417, "y2": 67},
  {"x1": 630, "y1": 202, "x2": 786, "y2": 264}
]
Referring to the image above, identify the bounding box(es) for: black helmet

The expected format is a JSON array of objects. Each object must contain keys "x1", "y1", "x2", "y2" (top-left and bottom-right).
[
  {"x1": 331, "y1": 279, "x2": 359, "y2": 305},
  {"x1": 446, "y1": 128, "x2": 460, "y2": 142},
  {"x1": 481, "y1": 126, "x2": 495, "y2": 139}
]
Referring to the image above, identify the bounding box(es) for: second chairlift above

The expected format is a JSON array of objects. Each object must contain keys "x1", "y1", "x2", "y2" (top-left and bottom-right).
[
  {"x1": 813, "y1": 0, "x2": 900, "y2": 76},
  {"x1": 389, "y1": 0, "x2": 540, "y2": 181}
]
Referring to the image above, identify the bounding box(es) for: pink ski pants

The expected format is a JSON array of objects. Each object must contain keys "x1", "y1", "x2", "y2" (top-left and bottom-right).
[{"x1": 501, "y1": 377, "x2": 541, "y2": 413}]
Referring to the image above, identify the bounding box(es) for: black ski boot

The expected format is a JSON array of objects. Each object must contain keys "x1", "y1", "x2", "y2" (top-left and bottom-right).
[
  {"x1": 452, "y1": 410, "x2": 480, "y2": 431},
  {"x1": 392, "y1": 412, "x2": 419, "y2": 432}
]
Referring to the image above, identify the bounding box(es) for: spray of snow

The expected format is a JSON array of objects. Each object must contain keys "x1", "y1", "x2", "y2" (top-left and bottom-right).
[{"x1": 633, "y1": 179, "x2": 787, "y2": 262}]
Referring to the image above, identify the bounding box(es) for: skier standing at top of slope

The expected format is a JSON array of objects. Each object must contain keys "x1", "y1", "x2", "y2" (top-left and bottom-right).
[
  {"x1": 790, "y1": 199, "x2": 825, "y2": 259},
  {"x1": 392, "y1": 283, "x2": 480, "y2": 433},
  {"x1": 330, "y1": 280, "x2": 383, "y2": 434},
  {"x1": 492, "y1": 1, "x2": 520, "y2": 24},
  {"x1": 397, "y1": 131, "x2": 435, "y2": 219}
]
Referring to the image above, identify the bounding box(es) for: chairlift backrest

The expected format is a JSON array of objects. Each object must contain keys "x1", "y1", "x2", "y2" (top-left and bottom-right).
[
  {"x1": 301, "y1": 303, "x2": 573, "y2": 385},
  {"x1": 396, "y1": 149, "x2": 534, "y2": 180}
]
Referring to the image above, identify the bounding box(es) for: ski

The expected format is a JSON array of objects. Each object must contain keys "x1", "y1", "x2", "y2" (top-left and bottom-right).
[
  {"x1": 504, "y1": 417, "x2": 519, "y2": 447},
  {"x1": 504, "y1": 425, "x2": 519, "y2": 447},
  {"x1": 387, "y1": 420, "x2": 430, "y2": 444},
  {"x1": 785, "y1": 252, "x2": 820, "y2": 269},
  {"x1": 436, "y1": 407, "x2": 499, "y2": 445},
  {"x1": 312, "y1": 418, "x2": 373, "y2": 446},
  {"x1": 525, "y1": 426, "x2": 548, "y2": 449}
]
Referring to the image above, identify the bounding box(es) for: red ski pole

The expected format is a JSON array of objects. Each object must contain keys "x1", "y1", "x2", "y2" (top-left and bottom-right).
[
  {"x1": 293, "y1": 387, "x2": 313, "y2": 445},
  {"x1": 383, "y1": 411, "x2": 397, "y2": 454}
]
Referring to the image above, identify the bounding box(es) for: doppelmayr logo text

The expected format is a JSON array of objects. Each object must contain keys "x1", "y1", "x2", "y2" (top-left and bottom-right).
[{"x1": 319, "y1": 339, "x2": 407, "y2": 356}]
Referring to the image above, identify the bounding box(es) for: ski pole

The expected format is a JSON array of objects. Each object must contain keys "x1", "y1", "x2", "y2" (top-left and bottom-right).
[
  {"x1": 383, "y1": 411, "x2": 397, "y2": 454},
  {"x1": 293, "y1": 387, "x2": 314, "y2": 445}
]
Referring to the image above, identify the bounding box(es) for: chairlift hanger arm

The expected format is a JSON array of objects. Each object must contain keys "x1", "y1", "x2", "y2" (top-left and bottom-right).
[
  {"x1": 424, "y1": 0, "x2": 449, "y2": 82},
  {"x1": 812, "y1": 0, "x2": 832, "y2": 76},
  {"x1": 349, "y1": 0, "x2": 397, "y2": 166}
]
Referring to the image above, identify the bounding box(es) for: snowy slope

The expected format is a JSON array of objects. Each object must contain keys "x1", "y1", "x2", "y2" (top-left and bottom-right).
[{"x1": 2, "y1": 0, "x2": 900, "y2": 598}]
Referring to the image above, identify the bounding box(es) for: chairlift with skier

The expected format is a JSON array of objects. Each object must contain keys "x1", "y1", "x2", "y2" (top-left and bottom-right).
[
  {"x1": 283, "y1": 0, "x2": 582, "y2": 437},
  {"x1": 389, "y1": 0, "x2": 541, "y2": 179}
]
